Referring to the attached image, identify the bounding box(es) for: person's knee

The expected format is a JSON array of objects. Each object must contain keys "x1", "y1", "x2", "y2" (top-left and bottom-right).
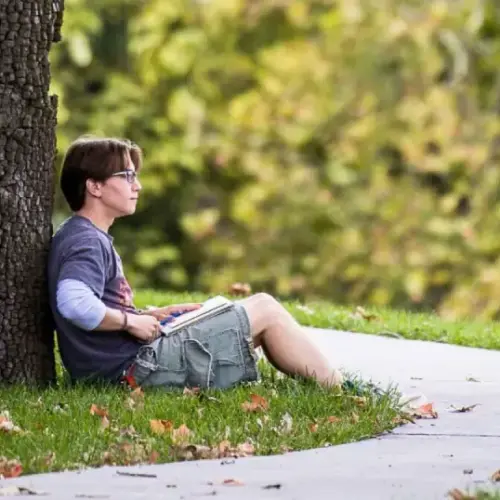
[
  {"x1": 251, "y1": 292, "x2": 280, "y2": 309},
  {"x1": 241, "y1": 293, "x2": 284, "y2": 334}
]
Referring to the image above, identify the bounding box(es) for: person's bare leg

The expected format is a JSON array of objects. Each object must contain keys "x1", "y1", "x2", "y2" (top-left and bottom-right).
[{"x1": 239, "y1": 293, "x2": 343, "y2": 387}]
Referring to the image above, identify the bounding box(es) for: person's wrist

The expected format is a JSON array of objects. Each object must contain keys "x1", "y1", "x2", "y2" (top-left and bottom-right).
[{"x1": 120, "y1": 311, "x2": 129, "y2": 331}]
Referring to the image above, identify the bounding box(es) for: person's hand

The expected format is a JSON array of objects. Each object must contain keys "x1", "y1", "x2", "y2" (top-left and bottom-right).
[
  {"x1": 146, "y1": 303, "x2": 202, "y2": 322},
  {"x1": 126, "y1": 313, "x2": 160, "y2": 343}
]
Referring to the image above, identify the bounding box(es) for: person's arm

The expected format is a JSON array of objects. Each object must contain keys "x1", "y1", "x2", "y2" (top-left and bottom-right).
[{"x1": 57, "y1": 279, "x2": 160, "y2": 342}]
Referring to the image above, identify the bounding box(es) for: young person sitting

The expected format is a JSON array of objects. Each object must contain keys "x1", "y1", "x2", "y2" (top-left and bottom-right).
[{"x1": 48, "y1": 136, "x2": 344, "y2": 390}]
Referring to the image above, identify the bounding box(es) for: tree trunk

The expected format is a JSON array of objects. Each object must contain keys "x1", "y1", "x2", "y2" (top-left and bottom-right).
[{"x1": 0, "y1": 0, "x2": 64, "y2": 384}]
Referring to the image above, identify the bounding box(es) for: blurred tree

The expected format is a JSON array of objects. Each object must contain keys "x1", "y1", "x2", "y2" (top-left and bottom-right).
[
  {"x1": 50, "y1": 0, "x2": 500, "y2": 320},
  {"x1": 0, "y1": 0, "x2": 64, "y2": 384}
]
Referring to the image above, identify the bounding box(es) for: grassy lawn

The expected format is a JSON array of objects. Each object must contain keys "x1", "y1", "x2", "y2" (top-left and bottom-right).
[
  {"x1": 136, "y1": 289, "x2": 500, "y2": 350},
  {"x1": 0, "y1": 364, "x2": 401, "y2": 477},
  {"x1": 3, "y1": 286, "x2": 497, "y2": 479}
]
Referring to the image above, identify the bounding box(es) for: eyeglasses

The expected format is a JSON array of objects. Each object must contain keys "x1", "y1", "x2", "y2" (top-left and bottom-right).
[{"x1": 110, "y1": 170, "x2": 138, "y2": 184}]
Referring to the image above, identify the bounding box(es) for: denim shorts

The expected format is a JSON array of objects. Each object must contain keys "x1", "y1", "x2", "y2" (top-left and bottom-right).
[{"x1": 127, "y1": 304, "x2": 260, "y2": 390}]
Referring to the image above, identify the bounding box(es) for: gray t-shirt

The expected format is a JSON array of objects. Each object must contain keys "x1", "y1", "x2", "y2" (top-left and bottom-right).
[{"x1": 48, "y1": 215, "x2": 141, "y2": 383}]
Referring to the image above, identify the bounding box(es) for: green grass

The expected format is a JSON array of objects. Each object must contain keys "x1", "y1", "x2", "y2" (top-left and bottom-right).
[
  {"x1": 5, "y1": 286, "x2": 497, "y2": 478},
  {"x1": 448, "y1": 488, "x2": 500, "y2": 499},
  {"x1": 0, "y1": 363, "x2": 401, "y2": 476},
  {"x1": 134, "y1": 289, "x2": 500, "y2": 351}
]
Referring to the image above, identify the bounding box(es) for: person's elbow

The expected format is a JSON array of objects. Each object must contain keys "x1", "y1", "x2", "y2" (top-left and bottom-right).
[{"x1": 56, "y1": 280, "x2": 106, "y2": 330}]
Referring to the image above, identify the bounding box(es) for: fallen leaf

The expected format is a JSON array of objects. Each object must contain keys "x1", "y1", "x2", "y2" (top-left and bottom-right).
[
  {"x1": 0, "y1": 485, "x2": 44, "y2": 496},
  {"x1": 102, "y1": 442, "x2": 151, "y2": 466},
  {"x1": 125, "y1": 388, "x2": 145, "y2": 411},
  {"x1": 100, "y1": 416, "x2": 110, "y2": 430},
  {"x1": 448, "y1": 404, "x2": 479, "y2": 413},
  {"x1": 175, "y1": 444, "x2": 216, "y2": 461},
  {"x1": 89, "y1": 404, "x2": 108, "y2": 418},
  {"x1": 491, "y1": 469, "x2": 500, "y2": 482},
  {"x1": 222, "y1": 479, "x2": 244, "y2": 486},
  {"x1": 279, "y1": 413, "x2": 293, "y2": 434},
  {"x1": 148, "y1": 451, "x2": 160, "y2": 464},
  {"x1": 411, "y1": 403, "x2": 438, "y2": 419},
  {"x1": 236, "y1": 442, "x2": 255, "y2": 456},
  {"x1": 229, "y1": 283, "x2": 252, "y2": 296},
  {"x1": 183, "y1": 387, "x2": 200, "y2": 397},
  {"x1": 309, "y1": 423, "x2": 318, "y2": 433},
  {"x1": 241, "y1": 394, "x2": 269, "y2": 413},
  {"x1": 150, "y1": 419, "x2": 173, "y2": 435},
  {"x1": 349, "y1": 306, "x2": 380, "y2": 322},
  {"x1": 262, "y1": 484, "x2": 282, "y2": 490},
  {"x1": 462, "y1": 469, "x2": 473, "y2": 475},
  {"x1": 43, "y1": 452, "x2": 56, "y2": 467},
  {"x1": 465, "y1": 377, "x2": 480, "y2": 383},
  {"x1": 447, "y1": 488, "x2": 475, "y2": 500},
  {"x1": 174, "y1": 441, "x2": 255, "y2": 461},
  {"x1": 172, "y1": 424, "x2": 192, "y2": 444},
  {"x1": 327, "y1": 416, "x2": 341, "y2": 424},
  {"x1": 0, "y1": 411, "x2": 22, "y2": 434},
  {"x1": 351, "y1": 412, "x2": 360, "y2": 424},
  {"x1": 0, "y1": 457, "x2": 23, "y2": 478},
  {"x1": 351, "y1": 396, "x2": 368, "y2": 407}
]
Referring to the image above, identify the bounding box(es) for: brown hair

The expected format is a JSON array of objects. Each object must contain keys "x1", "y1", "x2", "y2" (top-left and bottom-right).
[{"x1": 60, "y1": 136, "x2": 143, "y2": 211}]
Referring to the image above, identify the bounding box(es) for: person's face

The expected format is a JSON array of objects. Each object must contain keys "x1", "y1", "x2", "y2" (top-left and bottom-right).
[{"x1": 88, "y1": 151, "x2": 142, "y2": 217}]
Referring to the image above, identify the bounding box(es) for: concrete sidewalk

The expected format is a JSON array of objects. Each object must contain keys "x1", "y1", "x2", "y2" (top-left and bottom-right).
[{"x1": 2, "y1": 329, "x2": 500, "y2": 499}]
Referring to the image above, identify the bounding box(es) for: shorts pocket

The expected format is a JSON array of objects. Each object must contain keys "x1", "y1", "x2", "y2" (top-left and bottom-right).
[
  {"x1": 204, "y1": 328, "x2": 244, "y2": 367},
  {"x1": 184, "y1": 339, "x2": 214, "y2": 389},
  {"x1": 134, "y1": 336, "x2": 187, "y2": 388},
  {"x1": 133, "y1": 343, "x2": 158, "y2": 385}
]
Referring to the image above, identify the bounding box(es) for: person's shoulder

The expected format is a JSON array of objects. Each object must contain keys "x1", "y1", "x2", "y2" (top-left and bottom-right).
[{"x1": 52, "y1": 216, "x2": 111, "y2": 256}]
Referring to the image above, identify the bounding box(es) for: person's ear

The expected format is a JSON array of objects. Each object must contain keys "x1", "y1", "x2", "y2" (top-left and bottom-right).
[{"x1": 85, "y1": 178, "x2": 103, "y2": 199}]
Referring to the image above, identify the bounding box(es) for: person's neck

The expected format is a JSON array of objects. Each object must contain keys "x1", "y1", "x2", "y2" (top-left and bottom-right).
[{"x1": 75, "y1": 208, "x2": 114, "y2": 233}]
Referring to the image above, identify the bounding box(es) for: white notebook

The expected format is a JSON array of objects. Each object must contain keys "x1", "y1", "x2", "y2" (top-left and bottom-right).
[{"x1": 160, "y1": 295, "x2": 234, "y2": 336}]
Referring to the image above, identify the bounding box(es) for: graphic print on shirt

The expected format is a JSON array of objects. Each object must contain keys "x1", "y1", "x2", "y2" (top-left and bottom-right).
[{"x1": 118, "y1": 277, "x2": 134, "y2": 308}]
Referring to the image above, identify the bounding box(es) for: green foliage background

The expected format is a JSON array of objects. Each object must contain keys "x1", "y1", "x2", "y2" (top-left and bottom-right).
[{"x1": 50, "y1": 0, "x2": 500, "y2": 320}]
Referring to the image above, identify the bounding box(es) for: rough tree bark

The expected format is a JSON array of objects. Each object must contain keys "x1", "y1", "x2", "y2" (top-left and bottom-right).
[{"x1": 0, "y1": 0, "x2": 64, "y2": 384}]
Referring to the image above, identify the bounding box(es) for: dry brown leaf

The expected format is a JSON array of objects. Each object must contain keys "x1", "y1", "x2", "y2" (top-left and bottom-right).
[
  {"x1": 222, "y1": 479, "x2": 244, "y2": 486},
  {"x1": 352, "y1": 396, "x2": 368, "y2": 407},
  {"x1": 309, "y1": 423, "x2": 318, "y2": 433},
  {"x1": 328, "y1": 416, "x2": 341, "y2": 424},
  {"x1": 0, "y1": 486, "x2": 43, "y2": 496},
  {"x1": 148, "y1": 451, "x2": 160, "y2": 464},
  {"x1": 229, "y1": 283, "x2": 252, "y2": 297},
  {"x1": 172, "y1": 424, "x2": 192, "y2": 444},
  {"x1": 491, "y1": 469, "x2": 500, "y2": 482},
  {"x1": 236, "y1": 442, "x2": 255, "y2": 456},
  {"x1": 411, "y1": 403, "x2": 438, "y2": 419},
  {"x1": 100, "y1": 416, "x2": 110, "y2": 430},
  {"x1": 0, "y1": 457, "x2": 23, "y2": 478},
  {"x1": 351, "y1": 412, "x2": 360, "y2": 424},
  {"x1": 447, "y1": 488, "x2": 475, "y2": 500},
  {"x1": 174, "y1": 441, "x2": 255, "y2": 461},
  {"x1": 448, "y1": 404, "x2": 479, "y2": 414},
  {"x1": 183, "y1": 387, "x2": 200, "y2": 397},
  {"x1": 125, "y1": 387, "x2": 145, "y2": 411},
  {"x1": 0, "y1": 411, "x2": 22, "y2": 434},
  {"x1": 150, "y1": 419, "x2": 174, "y2": 435},
  {"x1": 241, "y1": 394, "x2": 269, "y2": 413},
  {"x1": 89, "y1": 404, "x2": 108, "y2": 418},
  {"x1": 43, "y1": 452, "x2": 56, "y2": 467},
  {"x1": 102, "y1": 442, "x2": 152, "y2": 466},
  {"x1": 349, "y1": 306, "x2": 380, "y2": 322}
]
